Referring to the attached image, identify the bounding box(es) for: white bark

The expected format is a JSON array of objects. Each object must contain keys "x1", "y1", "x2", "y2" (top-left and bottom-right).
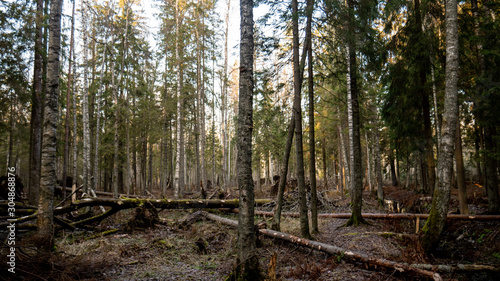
[
  {"x1": 81, "y1": 3, "x2": 90, "y2": 194},
  {"x1": 174, "y1": 0, "x2": 184, "y2": 198}
]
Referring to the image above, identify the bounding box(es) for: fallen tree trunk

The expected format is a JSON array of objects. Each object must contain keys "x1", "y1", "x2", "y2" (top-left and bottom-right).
[
  {"x1": 55, "y1": 186, "x2": 141, "y2": 198},
  {"x1": 0, "y1": 199, "x2": 271, "y2": 228},
  {"x1": 240, "y1": 210, "x2": 500, "y2": 221},
  {"x1": 54, "y1": 198, "x2": 271, "y2": 215},
  {"x1": 407, "y1": 263, "x2": 499, "y2": 272},
  {"x1": 201, "y1": 212, "x2": 442, "y2": 280},
  {"x1": 206, "y1": 212, "x2": 500, "y2": 274}
]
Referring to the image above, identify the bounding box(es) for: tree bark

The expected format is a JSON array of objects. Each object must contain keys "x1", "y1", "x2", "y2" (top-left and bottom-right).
[
  {"x1": 345, "y1": 0, "x2": 365, "y2": 226},
  {"x1": 62, "y1": 0, "x2": 76, "y2": 198},
  {"x1": 322, "y1": 138, "x2": 328, "y2": 188},
  {"x1": 221, "y1": 0, "x2": 230, "y2": 193},
  {"x1": 122, "y1": 5, "x2": 132, "y2": 196},
  {"x1": 93, "y1": 23, "x2": 109, "y2": 194},
  {"x1": 37, "y1": 0, "x2": 63, "y2": 251},
  {"x1": 293, "y1": 0, "x2": 310, "y2": 239},
  {"x1": 389, "y1": 147, "x2": 398, "y2": 187},
  {"x1": 421, "y1": 0, "x2": 459, "y2": 252},
  {"x1": 174, "y1": 0, "x2": 185, "y2": 199},
  {"x1": 455, "y1": 121, "x2": 468, "y2": 214},
  {"x1": 29, "y1": 0, "x2": 44, "y2": 205},
  {"x1": 82, "y1": 3, "x2": 91, "y2": 194},
  {"x1": 484, "y1": 126, "x2": 500, "y2": 214},
  {"x1": 271, "y1": 116, "x2": 294, "y2": 231},
  {"x1": 235, "y1": 0, "x2": 260, "y2": 277},
  {"x1": 365, "y1": 132, "x2": 373, "y2": 193},
  {"x1": 72, "y1": 35, "x2": 78, "y2": 190},
  {"x1": 306, "y1": 0, "x2": 318, "y2": 234},
  {"x1": 112, "y1": 36, "x2": 119, "y2": 198},
  {"x1": 374, "y1": 125, "x2": 384, "y2": 202},
  {"x1": 339, "y1": 124, "x2": 349, "y2": 194},
  {"x1": 195, "y1": 23, "x2": 201, "y2": 192}
]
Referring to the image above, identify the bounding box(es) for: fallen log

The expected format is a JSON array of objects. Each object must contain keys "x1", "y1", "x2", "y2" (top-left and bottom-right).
[
  {"x1": 407, "y1": 263, "x2": 499, "y2": 273},
  {"x1": 0, "y1": 199, "x2": 271, "y2": 227},
  {"x1": 55, "y1": 186, "x2": 141, "y2": 199},
  {"x1": 54, "y1": 198, "x2": 271, "y2": 215},
  {"x1": 200, "y1": 212, "x2": 441, "y2": 281},
  {"x1": 84, "y1": 229, "x2": 119, "y2": 240},
  {"x1": 243, "y1": 210, "x2": 500, "y2": 221}
]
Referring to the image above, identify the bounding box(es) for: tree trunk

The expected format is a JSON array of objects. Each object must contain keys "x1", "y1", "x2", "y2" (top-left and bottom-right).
[
  {"x1": 148, "y1": 141, "x2": 153, "y2": 193},
  {"x1": 339, "y1": 123, "x2": 350, "y2": 192},
  {"x1": 322, "y1": 138, "x2": 328, "y2": 188},
  {"x1": 222, "y1": 0, "x2": 230, "y2": 194},
  {"x1": 200, "y1": 21, "x2": 207, "y2": 194},
  {"x1": 484, "y1": 126, "x2": 500, "y2": 214},
  {"x1": 306, "y1": 0, "x2": 318, "y2": 234},
  {"x1": 271, "y1": 116, "x2": 294, "y2": 231},
  {"x1": 375, "y1": 125, "x2": 384, "y2": 202},
  {"x1": 293, "y1": 0, "x2": 310, "y2": 239},
  {"x1": 72, "y1": 36, "x2": 78, "y2": 190},
  {"x1": 82, "y1": 3, "x2": 91, "y2": 195},
  {"x1": 93, "y1": 28, "x2": 108, "y2": 194},
  {"x1": 338, "y1": 127, "x2": 345, "y2": 194},
  {"x1": 256, "y1": 155, "x2": 261, "y2": 192},
  {"x1": 345, "y1": 0, "x2": 365, "y2": 226},
  {"x1": 174, "y1": 0, "x2": 185, "y2": 198},
  {"x1": 421, "y1": 0, "x2": 459, "y2": 252},
  {"x1": 455, "y1": 121, "x2": 469, "y2": 215},
  {"x1": 112, "y1": 49, "x2": 119, "y2": 198},
  {"x1": 365, "y1": 132, "x2": 373, "y2": 193},
  {"x1": 271, "y1": 11, "x2": 312, "y2": 231},
  {"x1": 29, "y1": 0, "x2": 44, "y2": 205},
  {"x1": 195, "y1": 24, "x2": 201, "y2": 192},
  {"x1": 37, "y1": 0, "x2": 63, "y2": 251},
  {"x1": 235, "y1": 0, "x2": 260, "y2": 277},
  {"x1": 62, "y1": 0, "x2": 76, "y2": 198},
  {"x1": 414, "y1": 0, "x2": 436, "y2": 194},
  {"x1": 389, "y1": 147, "x2": 398, "y2": 187},
  {"x1": 431, "y1": 56, "x2": 441, "y2": 150}
]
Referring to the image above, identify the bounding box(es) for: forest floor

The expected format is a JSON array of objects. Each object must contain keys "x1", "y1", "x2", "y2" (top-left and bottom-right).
[{"x1": 1, "y1": 182, "x2": 500, "y2": 281}]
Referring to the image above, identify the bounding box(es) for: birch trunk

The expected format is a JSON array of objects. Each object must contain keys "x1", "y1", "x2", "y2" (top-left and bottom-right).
[
  {"x1": 82, "y1": 3, "x2": 91, "y2": 194},
  {"x1": 421, "y1": 0, "x2": 459, "y2": 252},
  {"x1": 174, "y1": 0, "x2": 185, "y2": 198},
  {"x1": 62, "y1": 0, "x2": 76, "y2": 197},
  {"x1": 72, "y1": 36, "x2": 78, "y2": 189},
  {"x1": 93, "y1": 24, "x2": 108, "y2": 193},
  {"x1": 37, "y1": 0, "x2": 63, "y2": 251},
  {"x1": 339, "y1": 123, "x2": 350, "y2": 192}
]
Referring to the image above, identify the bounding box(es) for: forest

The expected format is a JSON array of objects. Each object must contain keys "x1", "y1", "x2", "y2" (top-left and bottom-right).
[{"x1": 0, "y1": 0, "x2": 499, "y2": 280}]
